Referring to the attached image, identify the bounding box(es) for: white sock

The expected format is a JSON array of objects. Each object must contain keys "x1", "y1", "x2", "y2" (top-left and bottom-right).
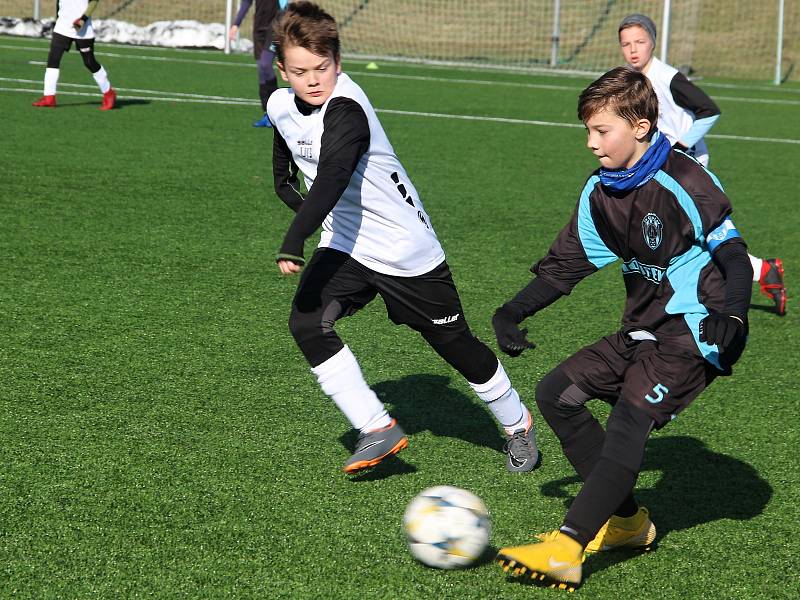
[
  {"x1": 92, "y1": 66, "x2": 111, "y2": 93},
  {"x1": 470, "y1": 360, "x2": 531, "y2": 435},
  {"x1": 44, "y1": 68, "x2": 59, "y2": 95},
  {"x1": 311, "y1": 345, "x2": 391, "y2": 433},
  {"x1": 749, "y1": 254, "x2": 762, "y2": 282}
]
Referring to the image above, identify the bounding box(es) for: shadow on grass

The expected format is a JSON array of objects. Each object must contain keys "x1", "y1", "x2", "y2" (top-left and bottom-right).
[
  {"x1": 337, "y1": 374, "x2": 506, "y2": 481},
  {"x1": 51, "y1": 99, "x2": 151, "y2": 109},
  {"x1": 539, "y1": 435, "x2": 773, "y2": 581},
  {"x1": 114, "y1": 98, "x2": 151, "y2": 109},
  {"x1": 749, "y1": 301, "x2": 781, "y2": 315},
  {"x1": 346, "y1": 453, "x2": 418, "y2": 482},
  {"x1": 374, "y1": 374, "x2": 506, "y2": 453}
]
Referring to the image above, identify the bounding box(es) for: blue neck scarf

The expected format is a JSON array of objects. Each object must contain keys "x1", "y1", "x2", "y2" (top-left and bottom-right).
[{"x1": 599, "y1": 130, "x2": 671, "y2": 192}]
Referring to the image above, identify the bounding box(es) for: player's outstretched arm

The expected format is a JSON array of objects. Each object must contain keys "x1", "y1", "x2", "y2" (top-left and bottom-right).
[
  {"x1": 670, "y1": 72, "x2": 720, "y2": 149},
  {"x1": 700, "y1": 240, "x2": 752, "y2": 351},
  {"x1": 493, "y1": 277, "x2": 563, "y2": 357}
]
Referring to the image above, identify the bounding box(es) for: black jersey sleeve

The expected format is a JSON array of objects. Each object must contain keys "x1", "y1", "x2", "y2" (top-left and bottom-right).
[
  {"x1": 278, "y1": 97, "x2": 371, "y2": 258},
  {"x1": 669, "y1": 72, "x2": 720, "y2": 119},
  {"x1": 712, "y1": 241, "x2": 752, "y2": 319},
  {"x1": 532, "y1": 207, "x2": 604, "y2": 295},
  {"x1": 272, "y1": 127, "x2": 305, "y2": 213}
]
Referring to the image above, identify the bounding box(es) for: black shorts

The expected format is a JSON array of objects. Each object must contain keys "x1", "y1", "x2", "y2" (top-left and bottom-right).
[
  {"x1": 560, "y1": 331, "x2": 717, "y2": 428},
  {"x1": 51, "y1": 31, "x2": 95, "y2": 53},
  {"x1": 294, "y1": 248, "x2": 470, "y2": 337}
]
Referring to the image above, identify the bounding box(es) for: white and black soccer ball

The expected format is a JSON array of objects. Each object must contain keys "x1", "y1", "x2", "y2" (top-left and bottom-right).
[{"x1": 403, "y1": 485, "x2": 491, "y2": 569}]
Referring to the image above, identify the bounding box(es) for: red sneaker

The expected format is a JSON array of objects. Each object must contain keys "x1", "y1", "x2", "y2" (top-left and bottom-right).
[
  {"x1": 32, "y1": 95, "x2": 57, "y2": 107},
  {"x1": 100, "y1": 88, "x2": 116, "y2": 111}
]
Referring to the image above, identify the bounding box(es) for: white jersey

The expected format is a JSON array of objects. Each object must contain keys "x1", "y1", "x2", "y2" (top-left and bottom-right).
[
  {"x1": 644, "y1": 57, "x2": 709, "y2": 165},
  {"x1": 54, "y1": 0, "x2": 95, "y2": 40},
  {"x1": 268, "y1": 73, "x2": 445, "y2": 277}
]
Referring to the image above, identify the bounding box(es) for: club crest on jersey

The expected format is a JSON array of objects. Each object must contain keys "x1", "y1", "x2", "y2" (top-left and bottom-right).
[
  {"x1": 296, "y1": 139, "x2": 314, "y2": 159},
  {"x1": 642, "y1": 213, "x2": 663, "y2": 251}
]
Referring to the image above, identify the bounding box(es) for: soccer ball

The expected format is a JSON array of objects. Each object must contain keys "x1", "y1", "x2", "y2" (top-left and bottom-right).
[{"x1": 403, "y1": 485, "x2": 491, "y2": 569}]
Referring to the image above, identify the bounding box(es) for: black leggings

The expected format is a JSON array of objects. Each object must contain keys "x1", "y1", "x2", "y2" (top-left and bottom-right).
[
  {"x1": 48, "y1": 32, "x2": 102, "y2": 73},
  {"x1": 536, "y1": 367, "x2": 654, "y2": 547},
  {"x1": 289, "y1": 303, "x2": 499, "y2": 385}
]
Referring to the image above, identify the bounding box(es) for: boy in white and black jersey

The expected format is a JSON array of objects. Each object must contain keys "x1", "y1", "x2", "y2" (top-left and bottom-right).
[
  {"x1": 32, "y1": 0, "x2": 116, "y2": 110},
  {"x1": 618, "y1": 14, "x2": 786, "y2": 315},
  {"x1": 266, "y1": 2, "x2": 538, "y2": 475}
]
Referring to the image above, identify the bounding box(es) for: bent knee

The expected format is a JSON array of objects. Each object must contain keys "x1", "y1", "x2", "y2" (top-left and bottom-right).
[{"x1": 536, "y1": 367, "x2": 589, "y2": 411}]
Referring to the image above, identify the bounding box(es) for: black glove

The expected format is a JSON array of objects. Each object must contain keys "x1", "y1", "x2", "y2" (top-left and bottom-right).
[
  {"x1": 492, "y1": 306, "x2": 535, "y2": 357},
  {"x1": 73, "y1": 15, "x2": 88, "y2": 30},
  {"x1": 699, "y1": 311, "x2": 746, "y2": 350}
]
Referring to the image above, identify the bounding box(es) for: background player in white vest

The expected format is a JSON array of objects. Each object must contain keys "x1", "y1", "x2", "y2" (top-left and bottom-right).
[
  {"x1": 32, "y1": 0, "x2": 116, "y2": 110},
  {"x1": 618, "y1": 14, "x2": 786, "y2": 316},
  {"x1": 267, "y1": 2, "x2": 538, "y2": 474}
]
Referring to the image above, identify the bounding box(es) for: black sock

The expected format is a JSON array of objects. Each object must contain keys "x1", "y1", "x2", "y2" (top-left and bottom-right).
[{"x1": 614, "y1": 494, "x2": 639, "y2": 518}]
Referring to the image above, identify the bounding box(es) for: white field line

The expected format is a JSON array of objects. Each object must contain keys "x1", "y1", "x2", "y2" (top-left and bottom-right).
[
  {"x1": 21, "y1": 58, "x2": 800, "y2": 106},
  {"x1": 5, "y1": 41, "x2": 800, "y2": 101},
  {"x1": 7, "y1": 76, "x2": 257, "y2": 102},
  {"x1": 3, "y1": 82, "x2": 799, "y2": 145},
  {"x1": 0, "y1": 86, "x2": 255, "y2": 105}
]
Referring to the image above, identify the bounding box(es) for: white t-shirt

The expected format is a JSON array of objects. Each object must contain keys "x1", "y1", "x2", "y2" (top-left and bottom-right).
[
  {"x1": 645, "y1": 57, "x2": 709, "y2": 165},
  {"x1": 54, "y1": 0, "x2": 95, "y2": 40},
  {"x1": 268, "y1": 73, "x2": 446, "y2": 277}
]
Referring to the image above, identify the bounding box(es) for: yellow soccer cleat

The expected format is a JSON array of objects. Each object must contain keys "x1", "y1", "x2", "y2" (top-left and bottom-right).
[
  {"x1": 585, "y1": 507, "x2": 656, "y2": 553},
  {"x1": 497, "y1": 531, "x2": 583, "y2": 592}
]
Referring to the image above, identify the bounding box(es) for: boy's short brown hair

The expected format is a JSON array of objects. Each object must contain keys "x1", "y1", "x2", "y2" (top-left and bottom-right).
[
  {"x1": 578, "y1": 67, "x2": 659, "y2": 134},
  {"x1": 273, "y1": 2, "x2": 340, "y2": 64}
]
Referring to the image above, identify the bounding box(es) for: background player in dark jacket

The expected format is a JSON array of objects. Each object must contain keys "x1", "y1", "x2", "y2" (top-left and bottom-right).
[
  {"x1": 265, "y1": 2, "x2": 538, "y2": 475},
  {"x1": 228, "y1": 0, "x2": 287, "y2": 127},
  {"x1": 493, "y1": 67, "x2": 752, "y2": 590},
  {"x1": 618, "y1": 13, "x2": 785, "y2": 315}
]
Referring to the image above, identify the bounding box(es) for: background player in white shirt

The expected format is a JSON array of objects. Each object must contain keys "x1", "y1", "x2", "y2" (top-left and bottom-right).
[
  {"x1": 32, "y1": 0, "x2": 116, "y2": 110},
  {"x1": 267, "y1": 2, "x2": 538, "y2": 474},
  {"x1": 618, "y1": 14, "x2": 786, "y2": 315}
]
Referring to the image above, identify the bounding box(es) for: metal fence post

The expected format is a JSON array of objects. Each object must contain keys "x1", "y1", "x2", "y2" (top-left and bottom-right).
[
  {"x1": 775, "y1": 0, "x2": 785, "y2": 84},
  {"x1": 225, "y1": 0, "x2": 233, "y2": 54},
  {"x1": 550, "y1": 0, "x2": 560, "y2": 67},
  {"x1": 661, "y1": 0, "x2": 671, "y2": 63}
]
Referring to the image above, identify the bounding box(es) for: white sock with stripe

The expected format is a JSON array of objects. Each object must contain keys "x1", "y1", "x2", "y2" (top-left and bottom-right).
[
  {"x1": 44, "y1": 68, "x2": 59, "y2": 95},
  {"x1": 470, "y1": 360, "x2": 531, "y2": 435},
  {"x1": 311, "y1": 345, "x2": 391, "y2": 433},
  {"x1": 92, "y1": 66, "x2": 111, "y2": 93}
]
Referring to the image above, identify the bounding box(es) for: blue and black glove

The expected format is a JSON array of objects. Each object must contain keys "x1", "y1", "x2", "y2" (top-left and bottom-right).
[{"x1": 492, "y1": 306, "x2": 535, "y2": 357}]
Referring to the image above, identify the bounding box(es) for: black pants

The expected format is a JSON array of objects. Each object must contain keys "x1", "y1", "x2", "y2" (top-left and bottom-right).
[
  {"x1": 288, "y1": 248, "x2": 498, "y2": 385},
  {"x1": 536, "y1": 331, "x2": 716, "y2": 547}
]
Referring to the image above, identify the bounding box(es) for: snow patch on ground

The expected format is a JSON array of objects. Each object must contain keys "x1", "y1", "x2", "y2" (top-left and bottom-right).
[{"x1": 0, "y1": 17, "x2": 253, "y2": 52}]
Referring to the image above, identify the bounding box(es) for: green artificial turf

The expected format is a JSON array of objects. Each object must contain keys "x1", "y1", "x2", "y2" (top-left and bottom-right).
[{"x1": 1, "y1": 36, "x2": 798, "y2": 599}]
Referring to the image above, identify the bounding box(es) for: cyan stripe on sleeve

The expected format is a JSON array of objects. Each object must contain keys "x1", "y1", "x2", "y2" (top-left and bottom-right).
[
  {"x1": 577, "y1": 176, "x2": 618, "y2": 269},
  {"x1": 706, "y1": 217, "x2": 741, "y2": 253},
  {"x1": 682, "y1": 114, "x2": 720, "y2": 148}
]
